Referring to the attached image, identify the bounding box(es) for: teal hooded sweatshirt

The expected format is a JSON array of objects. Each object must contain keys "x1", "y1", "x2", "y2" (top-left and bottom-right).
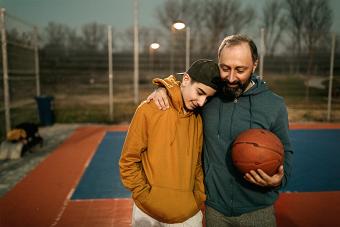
[{"x1": 201, "y1": 75, "x2": 293, "y2": 216}]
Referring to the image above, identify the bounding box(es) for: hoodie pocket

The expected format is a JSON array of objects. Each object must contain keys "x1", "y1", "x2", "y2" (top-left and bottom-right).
[{"x1": 141, "y1": 186, "x2": 199, "y2": 223}]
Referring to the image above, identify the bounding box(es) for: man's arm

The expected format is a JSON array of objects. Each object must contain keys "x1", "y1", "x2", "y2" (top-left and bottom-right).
[
  {"x1": 270, "y1": 103, "x2": 293, "y2": 188},
  {"x1": 119, "y1": 104, "x2": 150, "y2": 201},
  {"x1": 244, "y1": 103, "x2": 293, "y2": 189},
  {"x1": 146, "y1": 88, "x2": 169, "y2": 110}
]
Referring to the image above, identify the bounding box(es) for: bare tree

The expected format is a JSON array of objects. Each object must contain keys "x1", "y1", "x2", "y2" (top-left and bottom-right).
[
  {"x1": 7, "y1": 28, "x2": 21, "y2": 43},
  {"x1": 284, "y1": 0, "x2": 307, "y2": 57},
  {"x1": 230, "y1": 5, "x2": 256, "y2": 34},
  {"x1": 67, "y1": 29, "x2": 84, "y2": 52},
  {"x1": 80, "y1": 22, "x2": 106, "y2": 52},
  {"x1": 303, "y1": 0, "x2": 332, "y2": 101},
  {"x1": 285, "y1": 0, "x2": 333, "y2": 101},
  {"x1": 155, "y1": 0, "x2": 255, "y2": 55},
  {"x1": 155, "y1": 0, "x2": 198, "y2": 31},
  {"x1": 303, "y1": 0, "x2": 332, "y2": 74},
  {"x1": 7, "y1": 28, "x2": 34, "y2": 45},
  {"x1": 284, "y1": 0, "x2": 333, "y2": 59},
  {"x1": 202, "y1": 0, "x2": 238, "y2": 52},
  {"x1": 261, "y1": 0, "x2": 287, "y2": 56},
  {"x1": 119, "y1": 26, "x2": 163, "y2": 53},
  {"x1": 200, "y1": 0, "x2": 255, "y2": 53},
  {"x1": 43, "y1": 22, "x2": 70, "y2": 52},
  {"x1": 155, "y1": 0, "x2": 181, "y2": 30},
  {"x1": 154, "y1": 0, "x2": 202, "y2": 55}
]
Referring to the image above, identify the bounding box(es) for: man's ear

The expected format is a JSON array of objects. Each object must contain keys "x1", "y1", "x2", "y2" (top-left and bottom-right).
[{"x1": 252, "y1": 60, "x2": 258, "y2": 73}]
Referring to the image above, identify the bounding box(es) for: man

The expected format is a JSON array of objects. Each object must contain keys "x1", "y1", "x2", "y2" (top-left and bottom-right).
[
  {"x1": 148, "y1": 34, "x2": 293, "y2": 226},
  {"x1": 119, "y1": 59, "x2": 220, "y2": 226}
]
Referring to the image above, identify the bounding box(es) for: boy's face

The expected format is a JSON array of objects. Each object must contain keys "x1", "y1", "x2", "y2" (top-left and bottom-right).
[{"x1": 181, "y1": 74, "x2": 216, "y2": 111}]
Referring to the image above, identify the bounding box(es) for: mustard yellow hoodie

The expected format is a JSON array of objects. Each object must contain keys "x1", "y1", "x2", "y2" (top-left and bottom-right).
[{"x1": 119, "y1": 75, "x2": 206, "y2": 223}]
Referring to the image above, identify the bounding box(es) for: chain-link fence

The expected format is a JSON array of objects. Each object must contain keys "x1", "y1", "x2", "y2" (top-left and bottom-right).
[
  {"x1": 0, "y1": 8, "x2": 40, "y2": 140},
  {"x1": 260, "y1": 32, "x2": 340, "y2": 122},
  {"x1": 1, "y1": 7, "x2": 340, "y2": 139}
]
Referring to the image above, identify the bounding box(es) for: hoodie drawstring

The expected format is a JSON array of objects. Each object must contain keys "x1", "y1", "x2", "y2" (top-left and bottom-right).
[
  {"x1": 218, "y1": 101, "x2": 223, "y2": 138},
  {"x1": 249, "y1": 95, "x2": 253, "y2": 128}
]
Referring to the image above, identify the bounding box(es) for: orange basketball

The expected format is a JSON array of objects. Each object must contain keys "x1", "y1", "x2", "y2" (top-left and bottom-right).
[{"x1": 231, "y1": 128, "x2": 284, "y2": 176}]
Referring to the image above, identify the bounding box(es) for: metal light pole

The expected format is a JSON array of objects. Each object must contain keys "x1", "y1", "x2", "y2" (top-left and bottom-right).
[
  {"x1": 1, "y1": 8, "x2": 11, "y2": 133},
  {"x1": 259, "y1": 28, "x2": 265, "y2": 80},
  {"x1": 133, "y1": 0, "x2": 139, "y2": 104},
  {"x1": 33, "y1": 26, "x2": 40, "y2": 96},
  {"x1": 170, "y1": 26, "x2": 174, "y2": 73},
  {"x1": 173, "y1": 21, "x2": 190, "y2": 71},
  {"x1": 327, "y1": 33, "x2": 336, "y2": 121},
  {"x1": 108, "y1": 25, "x2": 114, "y2": 121},
  {"x1": 185, "y1": 27, "x2": 190, "y2": 71},
  {"x1": 149, "y1": 42, "x2": 160, "y2": 75}
]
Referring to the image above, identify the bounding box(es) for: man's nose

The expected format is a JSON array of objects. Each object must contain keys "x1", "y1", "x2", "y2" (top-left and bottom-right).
[
  {"x1": 221, "y1": 70, "x2": 236, "y2": 83},
  {"x1": 227, "y1": 71, "x2": 237, "y2": 83}
]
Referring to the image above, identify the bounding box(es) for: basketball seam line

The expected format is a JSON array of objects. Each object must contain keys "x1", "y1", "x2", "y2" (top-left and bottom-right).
[{"x1": 233, "y1": 142, "x2": 283, "y2": 156}]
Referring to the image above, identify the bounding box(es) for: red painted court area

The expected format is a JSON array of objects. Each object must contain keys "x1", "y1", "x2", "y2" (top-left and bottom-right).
[{"x1": 0, "y1": 123, "x2": 340, "y2": 227}]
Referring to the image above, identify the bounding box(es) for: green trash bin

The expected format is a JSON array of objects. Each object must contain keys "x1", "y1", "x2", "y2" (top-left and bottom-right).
[{"x1": 35, "y1": 96, "x2": 54, "y2": 126}]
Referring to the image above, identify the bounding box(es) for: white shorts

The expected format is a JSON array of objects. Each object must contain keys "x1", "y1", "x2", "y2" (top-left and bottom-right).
[{"x1": 132, "y1": 203, "x2": 203, "y2": 227}]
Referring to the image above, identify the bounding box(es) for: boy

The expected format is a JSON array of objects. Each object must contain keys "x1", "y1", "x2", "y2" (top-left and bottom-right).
[{"x1": 119, "y1": 59, "x2": 220, "y2": 226}]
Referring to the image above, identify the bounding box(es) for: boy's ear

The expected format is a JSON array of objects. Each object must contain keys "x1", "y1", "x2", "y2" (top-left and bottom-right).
[{"x1": 182, "y1": 73, "x2": 191, "y2": 86}]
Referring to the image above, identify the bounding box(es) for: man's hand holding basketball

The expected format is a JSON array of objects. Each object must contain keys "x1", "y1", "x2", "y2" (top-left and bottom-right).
[{"x1": 244, "y1": 165, "x2": 284, "y2": 187}]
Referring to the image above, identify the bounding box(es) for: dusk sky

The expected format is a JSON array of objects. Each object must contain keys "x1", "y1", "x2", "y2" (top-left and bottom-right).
[
  {"x1": 0, "y1": 0, "x2": 167, "y2": 30},
  {"x1": 1, "y1": 0, "x2": 339, "y2": 33}
]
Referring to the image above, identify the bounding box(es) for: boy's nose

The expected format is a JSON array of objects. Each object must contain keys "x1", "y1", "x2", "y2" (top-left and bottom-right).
[{"x1": 198, "y1": 97, "x2": 207, "y2": 107}]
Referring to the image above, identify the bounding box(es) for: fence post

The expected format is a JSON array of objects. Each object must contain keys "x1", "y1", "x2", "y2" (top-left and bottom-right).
[
  {"x1": 185, "y1": 27, "x2": 190, "y2": 71},
  {"x1": 259, "y1": 28, "x2": 265, "y2": 80},
  {"x1": 33, "y1": 26, "x2": 41, "y2": 96},
  {"x1": 108, "y1": 25, "x2": 114, "y2": 121},
  {"x1": 327, "y1": 33, "x2": 336, "y2": 121},
  {"x1": 1, "y1": 8, "x2": 11, "y2": 133},
  {"x1": 133, "y1": 0, "x2": 139, "y2": 104}
]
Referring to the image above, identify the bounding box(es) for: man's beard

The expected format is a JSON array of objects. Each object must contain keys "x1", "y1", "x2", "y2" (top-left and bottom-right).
[{"x1": 221, "y1": 78, "x2": 251, "y2": 99}]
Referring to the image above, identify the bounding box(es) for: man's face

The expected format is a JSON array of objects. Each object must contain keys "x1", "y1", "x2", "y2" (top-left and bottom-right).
[
  {"x1": 218, "y1": 42, "x2": 257, "y2": 98},
  {"x1": 181, "y1": 74, "x2": 216, "y2": 111}
]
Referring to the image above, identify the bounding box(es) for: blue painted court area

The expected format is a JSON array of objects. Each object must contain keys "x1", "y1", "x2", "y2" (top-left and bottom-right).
[
  {"x1": 284, "y1": 129, "x2": 340, "y2": 192},
  {"x1": 72, "y1": 129, "x2": 340, "y2": 200},
  {"x1": 72, "y1": 131, "x2": 130, "y2": 200}
]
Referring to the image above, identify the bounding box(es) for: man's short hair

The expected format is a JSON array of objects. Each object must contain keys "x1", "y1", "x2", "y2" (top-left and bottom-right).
[{"x1": 218, "y1": 34, "x2": 258, "y2": 63}]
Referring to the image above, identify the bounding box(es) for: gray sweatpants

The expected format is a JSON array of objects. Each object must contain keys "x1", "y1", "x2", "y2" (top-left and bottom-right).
[{"x1": 205, "y1": 205, "x2": 276, "y2": 227}]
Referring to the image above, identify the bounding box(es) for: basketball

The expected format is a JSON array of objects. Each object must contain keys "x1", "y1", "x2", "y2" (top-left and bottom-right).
[{"x1": 231, "y1": 128, "x2": 284, "y2": 176}]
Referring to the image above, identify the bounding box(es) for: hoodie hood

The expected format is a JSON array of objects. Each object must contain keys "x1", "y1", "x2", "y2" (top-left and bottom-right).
[
  {"x1": 153, "y1": 75, "x2": 189, "y2": 115},
  {"x1": 242, "y1": 74, "x2": 269, "y2": 96}
]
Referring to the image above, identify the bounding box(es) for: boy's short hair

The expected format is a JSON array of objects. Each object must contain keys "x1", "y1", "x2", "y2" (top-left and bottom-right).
[{"x1": 180, "y1": 59, "x2": 220, "y2": 90}]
